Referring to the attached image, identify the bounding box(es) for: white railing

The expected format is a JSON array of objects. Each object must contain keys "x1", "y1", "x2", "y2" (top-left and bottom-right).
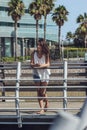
[
  {"x1": 15, "y1": 62, "x2": 22, "y2": 127},
  {"x1": 0, "y1": 60, "x2": 87, "y2": 127}
]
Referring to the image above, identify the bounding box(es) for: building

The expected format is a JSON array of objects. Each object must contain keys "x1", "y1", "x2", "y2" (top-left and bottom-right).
[{"x1": 0, "y1": 0, "x2": 58, "y2": 57}]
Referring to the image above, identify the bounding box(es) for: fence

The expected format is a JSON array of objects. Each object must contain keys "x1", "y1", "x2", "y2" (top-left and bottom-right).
[{"x1": 0, "y1": 60, "x2": 87, "y2": 127}]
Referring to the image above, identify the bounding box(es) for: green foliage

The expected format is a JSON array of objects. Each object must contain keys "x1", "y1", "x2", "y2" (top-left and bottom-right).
[
  {"x1": 50, "y1": 47, "x2": 87, "y2": 60},
  {"x1": 64, "y1": 47, "x2": 87, "y2": 58},
  {"x1": 1, "y1": 56, "x2": 31, "y2": 62},
  {"x1": 8, "y1": 0, "x2": 25, "y2": 20},
  {"x1": 2, "y1": 57, "x2": 15, "y2": 62}
]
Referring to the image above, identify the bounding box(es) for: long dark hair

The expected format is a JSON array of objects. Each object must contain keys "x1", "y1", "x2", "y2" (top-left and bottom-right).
[{"x1": 38, "y1": 39, "x2": 50, "y2": 55}]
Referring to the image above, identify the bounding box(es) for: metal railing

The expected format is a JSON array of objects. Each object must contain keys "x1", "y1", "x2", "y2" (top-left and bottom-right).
[{"x1": 0, "y1": 60, "x2": 87, "y2": 127}]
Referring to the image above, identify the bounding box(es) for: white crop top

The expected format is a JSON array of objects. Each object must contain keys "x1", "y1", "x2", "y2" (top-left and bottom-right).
[
  {"x1": 34, "y1": 51, "x2": 45, "y2": 65},
  {"x1": 33, "y1": 51, "x2": 51, "y2": 82}
]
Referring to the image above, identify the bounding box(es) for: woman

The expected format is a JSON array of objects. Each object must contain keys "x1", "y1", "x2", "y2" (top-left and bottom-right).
[{"x1": 30, "y1": 39, "x2": 51, "y2": 114}]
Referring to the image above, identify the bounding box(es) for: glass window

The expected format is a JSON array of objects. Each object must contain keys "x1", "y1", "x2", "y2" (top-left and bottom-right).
[
  {"x1": 0, "y1": 6, "x2": 8, "y2": 11},
  {"x1": 5, "y1": 38, "x2": 11, "y2": 57},
  {"x1": 0, "y1": 22, "x2": 14, "y2": 27}
]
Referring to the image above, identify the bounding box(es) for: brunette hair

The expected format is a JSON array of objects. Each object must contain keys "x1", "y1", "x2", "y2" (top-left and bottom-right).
[{"x1": 38, "y1": 39, "x2": 50, "y2": 55}]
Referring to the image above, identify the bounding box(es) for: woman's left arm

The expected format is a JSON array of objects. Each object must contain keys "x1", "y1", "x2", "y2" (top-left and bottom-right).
[{"x1": 39, "y1": 54, "x2": 50, "y2": 68}]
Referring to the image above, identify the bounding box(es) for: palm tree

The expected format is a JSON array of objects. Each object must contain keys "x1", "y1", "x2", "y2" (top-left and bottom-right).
[
  {"x1": 40, "y1": 0, "x2": 54, "y2": 41},
  {"x1": 52, "y1": 5, "x2": 69, "y2": 57},
  {"x1": 74, "y1": 26, "x2": 84, "y2": 47},
  {"x1": 66, "y1": 31, "x2": 74, "y2": 44},
  {"x1": 28, "y1": 1, "x2": 42, "y2": 46},
  {"x1": 77, "y1": 13, "x2": 87, "y2": 23},
  {"x1": 8, "y1": 0, "x2": 25, "y2": 60},
  {"x1": 76, "y1": 13, "x2": 87, "y2": 48}
]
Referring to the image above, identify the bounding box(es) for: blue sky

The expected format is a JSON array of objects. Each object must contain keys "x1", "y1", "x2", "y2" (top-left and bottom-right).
[{"x1": 54, "y1": 0, "x2": 87, "y2": 39}]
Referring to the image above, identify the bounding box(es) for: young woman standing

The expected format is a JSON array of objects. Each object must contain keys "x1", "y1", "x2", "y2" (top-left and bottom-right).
[{"x1": 30, "y1": 39, "x2": 51, "y2": 114}]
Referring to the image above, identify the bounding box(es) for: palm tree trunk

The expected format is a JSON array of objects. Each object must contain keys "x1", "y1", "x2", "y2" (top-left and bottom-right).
[
  {"x1": 14, "y1": 21, "x2": 17, "y2": 61},
  {"x1": 85, "y1": 34, "x2": 87, "y2": 48},
  {"x1": 58, "y1": 26, "x2": 61, "y2": 58},
  {"x1": 44, "y1": 15, "x2": 46, "y2": 41},
  {"x1": 36, "y1": 20, "x2": 38, "y2": 47}
]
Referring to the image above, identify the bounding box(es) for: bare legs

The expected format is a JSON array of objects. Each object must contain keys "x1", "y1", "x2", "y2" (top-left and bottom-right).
[{"x1": 35, "y1": 82, "x2": 49, "y2": 114}]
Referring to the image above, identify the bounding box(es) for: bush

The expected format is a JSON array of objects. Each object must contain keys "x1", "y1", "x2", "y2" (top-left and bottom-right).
[
  {"x1": 2, "y1": 57, "x2": 15, "y2": 62},
  {"x1": 64, "y1": 47, "x2": 86, "y2": 58},
  {"x1": 1, "y1": 56, "x2": 31, "y2": 62}
]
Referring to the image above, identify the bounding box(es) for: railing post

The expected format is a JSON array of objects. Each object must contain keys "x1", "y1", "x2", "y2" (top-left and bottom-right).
[
  {"x1": 63, "y1": 59, "x2": 68, "y2": 110},
  {"x1": 15, "y1": 62, "x2": 22, "y2": 128}
]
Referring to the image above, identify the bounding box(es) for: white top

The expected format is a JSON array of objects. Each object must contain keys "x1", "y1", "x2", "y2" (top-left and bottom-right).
[{"x1": 33, "y1": 51, "x2": 51, "y2": 82}]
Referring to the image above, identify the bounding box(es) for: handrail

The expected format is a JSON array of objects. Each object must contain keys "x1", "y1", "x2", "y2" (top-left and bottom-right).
[
  {"x1": 0, "y1": 85, "x2": 87, "y2": 88},
  {"x1": 15, "y1": 62, "x2": 22, "y2": 128},
  {"x1": 0, "y1": 60, "x2": 87, "y2": 127}
]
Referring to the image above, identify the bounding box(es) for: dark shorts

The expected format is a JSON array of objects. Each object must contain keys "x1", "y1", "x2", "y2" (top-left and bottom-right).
[
  {"x1": 33, "y1": 74, "x2": 41, "y2": 82},
  {"x1": 33, "y1": 74, "x2": 49, "y2": 83}
]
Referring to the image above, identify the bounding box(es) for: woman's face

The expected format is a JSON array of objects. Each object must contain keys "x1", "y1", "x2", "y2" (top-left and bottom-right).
[{"x1": 37, "y1": 43, "x2": 42, "y2": 52}]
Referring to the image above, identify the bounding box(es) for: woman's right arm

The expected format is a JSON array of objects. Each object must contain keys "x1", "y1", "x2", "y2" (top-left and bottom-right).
[
  {"x1": 30, "y1": 52, "x2": 40, "y2": 68},
  {"x1": 30, "y1": 52, "x2": 35, "y2": 67}
]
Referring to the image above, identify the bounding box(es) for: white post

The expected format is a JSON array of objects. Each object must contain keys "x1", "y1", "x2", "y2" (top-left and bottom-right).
[
  {"x1": 15, "y1": 62, "x2": 22, "y2": 128},
  {"x1": 63, "y1": 59, "x2": 68, "y2": 110}
]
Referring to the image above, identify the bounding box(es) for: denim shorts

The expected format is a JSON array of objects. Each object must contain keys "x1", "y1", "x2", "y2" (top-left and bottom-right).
[
  {"x1": 33, "y1": 74, "x2": 49, "y2": 83},
  {"x1": 33, "y1": 74, "x2": 41, "y2": 82}
]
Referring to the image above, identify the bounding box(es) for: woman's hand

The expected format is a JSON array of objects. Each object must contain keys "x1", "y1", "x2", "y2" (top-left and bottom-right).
[
  {"x1": 31, "y1": 63, "x2": 40, "y2": 68},
  {"x1": 37, "y1": 64, "x2": 47, "y2": 68},
  {"x1": 34, "y1": 64, "x2": 40, "y2": 67}
]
